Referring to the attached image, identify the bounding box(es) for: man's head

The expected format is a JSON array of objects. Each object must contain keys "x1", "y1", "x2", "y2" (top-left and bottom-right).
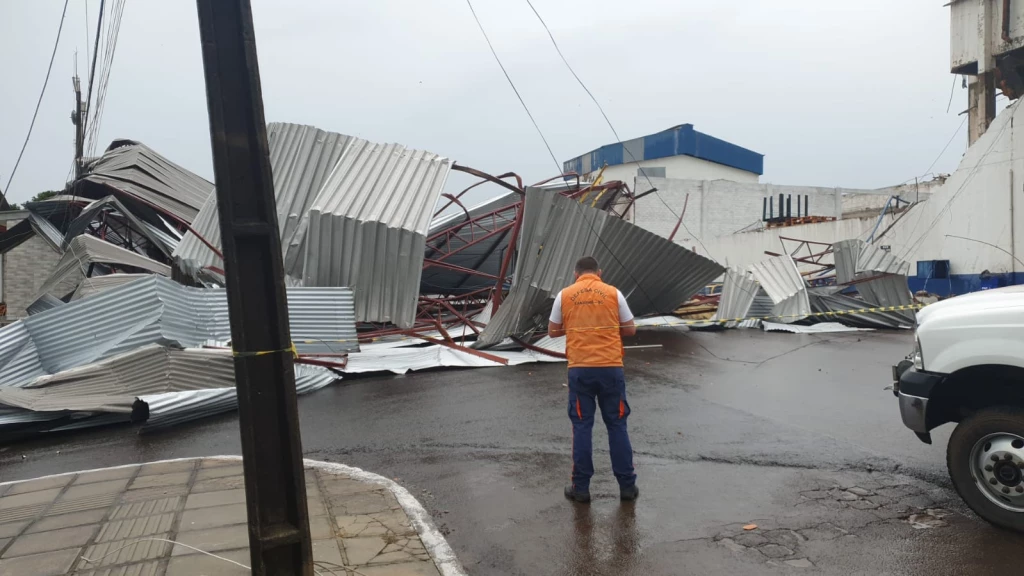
[{"x1": 574, "y1": 256, "x2": 601, "y2": 279}]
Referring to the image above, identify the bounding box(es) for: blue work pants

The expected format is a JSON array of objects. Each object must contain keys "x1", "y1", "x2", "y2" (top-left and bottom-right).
[{"x1": 568, "y1": 366, "x2": 636, "y2": 491}]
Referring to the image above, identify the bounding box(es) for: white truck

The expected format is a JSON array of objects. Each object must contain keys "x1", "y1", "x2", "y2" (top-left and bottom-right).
[{"x1": 894, "y1": 285, "x2": 1024, "y2": 532}]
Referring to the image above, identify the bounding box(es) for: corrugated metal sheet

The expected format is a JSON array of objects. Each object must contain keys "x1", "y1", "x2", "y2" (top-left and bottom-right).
[
  {"x1": 711, "y1": 268, "x2": 759, "y2": 327},
  {"x1": 748, "y1": 256, "x2": 810, "y2": 323},
  {"x1": 808, "y1": 289, "x2": 913, "y2": 329},
  {"x1": 138, "y1": 364, "x2": 336, "y2": 432},
  {"x1": 78, "y1": 141, "x2": 214, "y2": 224},
  {"x1": 0, "y1": 322, "x2": 45, "y2": 388},
  {"x1": 833, "y1": 239, "x2": 863, "y2": 285},
  {"x1": 0, "y1": 346, "x2": 236, "y2": 413},
  {"x1": 0, "y1": 275, "x2": 358, "y2": 390},
  {"x1": 71, "y1": 274, "x2": 151, "y2": 301},
  {"x1": 857, "y1": 243, "x2": 911, "y2": 276},
  {"x1": 26, "y1": 294, "x2": 65, "y2": 316},
  {"x1": 832, "y1": 239, "x2": 915, "y2": 325},
  {"x1": 34, "y1": 235, "x2": 171, "y2": 302},
  {"x1": 762, "y1": 322, "x2": 872, "y2": 334},
  {"x1": 175, "y1": 123, "x2": 356, "y2": 279},
  {"x1": 476, "y1": 188, "x2": 724, "y2": 346},
  {"x1": 302, "y1": 140, "x2": 451, "y2": 327}
]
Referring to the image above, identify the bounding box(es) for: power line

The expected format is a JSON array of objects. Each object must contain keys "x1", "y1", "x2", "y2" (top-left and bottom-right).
[
  {"x1": 464, "y1": 2, "x2": 737, "y2": 337},
  {"x1": 464, "y1": 0, "x2": 561, "y2": 173},
  {"x1": 84, "y1": 0, "x2": 91, "y2": 76},
  {"x1": 84, "y1": 0, "x2": 105, "y2": 138},
  {"x1": 523, "y1": 0, "x2": 717, "y2": 261},
  {"x1": 3, "y1": 0, "x2": 71, "y2": 203},
  {"x1": 920, "y1": 115, "x2": 967, "y2": 179}
]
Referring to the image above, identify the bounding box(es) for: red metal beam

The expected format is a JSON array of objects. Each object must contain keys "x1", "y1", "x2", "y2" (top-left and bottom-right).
[
  {"x1": 412, "y1": 333, "x2": 510, "y2": 365},
  {"x1": 422, "y1": 258, "x2": 502, "y2": 280},
  {"x1": 451, "y1": 164, "x2": 524, "y2": 195},
  {"x1": 512, "y1": 336, "x2": 566, "y2": 360}
]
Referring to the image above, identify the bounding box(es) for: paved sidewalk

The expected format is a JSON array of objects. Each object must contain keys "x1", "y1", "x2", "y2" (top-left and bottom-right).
[{"x1": 0, "y1": 457, "x2": 464, "y2": 576}]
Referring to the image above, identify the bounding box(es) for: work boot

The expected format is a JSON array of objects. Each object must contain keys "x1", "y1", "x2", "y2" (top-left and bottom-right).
[
  {"x1": 620, "y1": 484, "x2": 640, "y2": 501},
  {"x1": 564, "y1": 485, "x2": 591, "y2": 503}
]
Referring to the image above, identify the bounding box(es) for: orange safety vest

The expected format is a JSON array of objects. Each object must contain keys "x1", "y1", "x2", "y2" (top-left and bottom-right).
[{"x1": 560, "y1": 273, "x2": 625, "y2": 368}]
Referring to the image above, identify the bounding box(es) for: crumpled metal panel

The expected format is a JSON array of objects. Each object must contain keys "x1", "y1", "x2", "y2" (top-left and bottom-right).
[
  {"x1": 0, "y1": 322, "x2": 45, "y2": 388},
  {"x1": 62, "y1": 196, "x2": 176, "y2": 258},
  {"x1": 0, "y1": 346, "x2": 236, "y2": 413},
  {"x1": 0, "y1": 276, "x2": 359, "y2": 390},
  {"x1": 26, "y1": 294, "x2": 66, "y2": 316},
  {"x1": 476, "y1": 188, "x2": 723, "y2": 346},
  {"x1": 808, "y1": 289, "x2": 913, "y2": 329},
  {"x1": 79, "y1": 140, "x2": 214, "y2": 223},
  {"x1": 832, "y1": 239, "x2": 915, "y2": 324},
  {"x1": 28, "y1": 210, "x2": 65, "y2": 251},
  {"x1": 138, "y1": 364, "x2": 336, "y2": 433},
  {"x1": 71, "y1": 274, "x2": 152, "y2": 301},
  {"x1": 302, "y1": 141, "x2": 451, "y2": 327},
  {"x1": 749, "y1": 256, "x2": 810, "y2": 323},
  {"x1": 857, "y1": 243, "x2": 911, "y2": 276},
  {"x1": 34, "y1": 235, "x2": 171, "y2": 302},
  {"x1": 711, "y1": 268, "x2": 759, "y2": 327},
  {"x1": 832, "y1": 239, "x2": 863, "y2": 285},
  {"x1": 174, "y1": 122, "x2": 355, "y2": 278}
]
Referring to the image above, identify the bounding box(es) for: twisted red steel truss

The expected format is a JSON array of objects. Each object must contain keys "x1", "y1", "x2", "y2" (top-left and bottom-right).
[{"x1": 356, "y1": 165, "x2": 634, "y2": 358}]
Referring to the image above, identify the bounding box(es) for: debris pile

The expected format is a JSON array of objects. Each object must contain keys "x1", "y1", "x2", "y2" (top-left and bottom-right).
[
  {"x1": 0, "y1": 122, "x2": 727, "y2": 437},
  {"x1": 704, "y1": 241, "x2": 917, "y2": 332}
]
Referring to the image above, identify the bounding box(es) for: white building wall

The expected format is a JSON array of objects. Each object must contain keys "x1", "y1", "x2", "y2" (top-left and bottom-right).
[
  {"x1": 876, "y1": 100, "x2": 1024, "y2": 277},
  {"x1": 702, "y1": 216, "x2": 893, "y2": 272},
  {"x1": 630, "y1": 177, "x2": 933, "y2": 257},
  {"x1": 590, "y1": 155, "x2": 760, "y2": 187}
]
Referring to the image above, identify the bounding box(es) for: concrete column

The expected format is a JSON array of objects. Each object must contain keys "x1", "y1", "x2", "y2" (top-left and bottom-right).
[
  {"x1": 969, "y1": 74, "x2": 997, "y2": 145},
  {"x1": 970, "y1": 0, "x2": 997, "y2": 145}
]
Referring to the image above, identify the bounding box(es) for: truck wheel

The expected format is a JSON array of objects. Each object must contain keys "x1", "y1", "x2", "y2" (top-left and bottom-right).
[{"x1": 947, "y1": 407, "x2": 1024, "y2": 532}]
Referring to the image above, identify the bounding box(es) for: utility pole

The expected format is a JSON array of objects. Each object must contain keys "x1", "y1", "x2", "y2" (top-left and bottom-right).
[
  {"x1": 194, "y1": 1, "x2": 313, "y2": 575},
  {"x1": 71, "y1": 74, "x2": 85, "y2": 178}
]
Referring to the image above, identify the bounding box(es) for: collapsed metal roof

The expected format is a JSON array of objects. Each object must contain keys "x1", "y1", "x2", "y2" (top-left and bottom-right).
[
  {"x1": 175, "y1": 122, "x2": 452, "y2": 328},
  {"x1": 476, "y1": 187, "x2": 724, "y2": 346},
  {"x1": 0, "y1": 275, "x2": 358, "y2": 391},
  {"x1": 77, "y1": 140, "x2": 215, "y2": 224},
  {"x1": 833, "y1": 239, "x2": 915, "y2": 325},
  {"x1": 32, "y1": 234, "x2": 172, "y2": 303},
  {"x1": 421, "y1": 191, "x2": 520, "y2": 295}
]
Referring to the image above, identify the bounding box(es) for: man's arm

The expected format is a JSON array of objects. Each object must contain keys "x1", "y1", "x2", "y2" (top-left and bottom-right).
[
  {"x1": 548, "y1": 291, "x2": 565, "y2": 338},
  {"x1": 618, "y1": 291, "x2": 636, "y2": 337}
]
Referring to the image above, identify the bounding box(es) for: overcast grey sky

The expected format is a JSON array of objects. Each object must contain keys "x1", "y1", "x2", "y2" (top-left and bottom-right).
[{"x1": 1, "y1": 0, "x2": 976, "y2": 205}]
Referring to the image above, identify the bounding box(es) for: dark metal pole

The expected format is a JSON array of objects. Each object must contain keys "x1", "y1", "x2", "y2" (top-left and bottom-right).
[
  {"x1": 72, "y1": 75, "x2": 84, "y2": 178},
  {"x1": 194, "y1": 2, "x2": 313, "y2": 574}
]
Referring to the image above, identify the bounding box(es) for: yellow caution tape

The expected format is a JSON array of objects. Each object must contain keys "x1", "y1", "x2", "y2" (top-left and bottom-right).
[{"x1": 232, "y1": 341, "x2": 299, "y2": 358}]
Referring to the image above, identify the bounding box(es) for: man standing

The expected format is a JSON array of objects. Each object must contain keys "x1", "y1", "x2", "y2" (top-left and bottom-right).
[{"x1": 549, "y1": 256, "x2": 639, "y2": 503}]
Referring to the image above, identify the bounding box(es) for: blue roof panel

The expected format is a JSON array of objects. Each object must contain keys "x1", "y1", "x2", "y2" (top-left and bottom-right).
[{"x1": 565, "y1": 124, "x2": 763, "y2": 176}]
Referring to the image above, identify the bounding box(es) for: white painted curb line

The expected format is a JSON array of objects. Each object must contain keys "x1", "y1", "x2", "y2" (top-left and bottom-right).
[{"x1": 1, "y1": 456, "x2": 467, "y2": 576}]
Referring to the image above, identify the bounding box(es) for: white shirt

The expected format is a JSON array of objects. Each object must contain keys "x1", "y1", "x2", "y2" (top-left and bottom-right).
[{"x1": 549, "y1": 288, "x2": 634, "y2": 324}]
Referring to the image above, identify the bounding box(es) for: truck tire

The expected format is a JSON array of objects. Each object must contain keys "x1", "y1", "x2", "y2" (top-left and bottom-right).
[{"x1": 947, "y1": 407, "x2": 1024, "y2": 532}]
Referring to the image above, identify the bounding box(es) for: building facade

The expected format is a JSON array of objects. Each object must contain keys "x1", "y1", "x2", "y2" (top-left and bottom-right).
[{"x1": 563, "y1": 123, "x2": 764, "y2": 186}]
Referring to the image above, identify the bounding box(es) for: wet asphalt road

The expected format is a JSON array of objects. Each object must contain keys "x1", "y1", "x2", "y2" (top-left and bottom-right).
[{"x1": 4, "y1": 328, "x2": 1024, "y2": 575}]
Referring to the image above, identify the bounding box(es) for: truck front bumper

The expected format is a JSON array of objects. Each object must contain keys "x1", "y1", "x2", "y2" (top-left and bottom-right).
[{"x1": 893, "y1": 366, "x2": 946, "y2": 441}]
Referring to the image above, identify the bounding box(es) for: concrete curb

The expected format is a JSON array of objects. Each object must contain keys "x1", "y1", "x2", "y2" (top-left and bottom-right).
[{"x1": 0, "y1": 455, "x2": 467, "y2": 576}]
